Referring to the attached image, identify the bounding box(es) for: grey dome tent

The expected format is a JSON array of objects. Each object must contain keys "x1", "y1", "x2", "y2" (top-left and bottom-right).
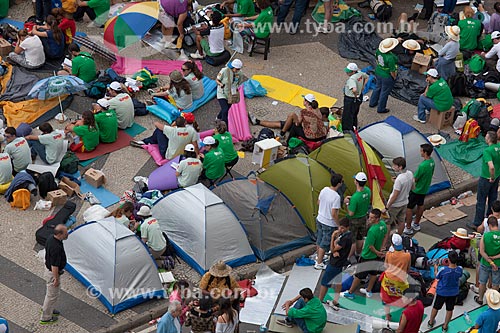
[
  {"x1": 152, "y1": 183, "x2": 256, "y2": 275},
  {"x1": 212, "y1": 175, "x2": 314, "y2": 260},
  {"x1": 64, "y1": 217, "x2": 165, "y2": 314}
]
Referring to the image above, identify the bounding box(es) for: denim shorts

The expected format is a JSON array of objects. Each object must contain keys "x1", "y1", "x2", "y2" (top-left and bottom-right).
[
  {"x1": 316, "y1": 221, "x2": 337, "y2": 250},
  {"x1": 479, "y1": 263, "x2": 500, "y2": 286},
  {"x1": 321, "y1": 264, "x2": 343, "y2": 287}
]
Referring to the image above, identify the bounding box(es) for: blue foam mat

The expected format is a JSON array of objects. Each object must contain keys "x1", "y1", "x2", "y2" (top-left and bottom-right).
[{"x1": 80, "y1": 179, "x2": 120, "y2": 208}]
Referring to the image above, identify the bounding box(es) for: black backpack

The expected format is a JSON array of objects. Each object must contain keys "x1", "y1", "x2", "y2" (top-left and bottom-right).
[
  {"x1": 37, "y1": 172, "x2": 58, "y2": 199},
  {"x1": 448, "y1": 73, "x2": 467, "y2": 97},
  {"x1": 35, "y1": 201, "x2": 76, "y2": 246},
  {"x1": 474, "y1": 103, "x2": 492, "y2": 135},
  {"x1": 370, "y1": 0, "x2": 392, "y2": 22},
  {"x1": 257, "y1": 128, "x2": 275, "y2": 141}
]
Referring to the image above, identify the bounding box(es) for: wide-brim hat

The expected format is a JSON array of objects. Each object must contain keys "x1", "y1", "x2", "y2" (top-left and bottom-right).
[
  {"x1": 379, "y1": 38, "x2": 399, "y2": 53},
  {"x1": 170, "y1": 70, "x2": 184, "y2": 83},
  {"x1": 427, "y1": 134, "x2": 446, "y2": 146},
  {"x1": 445, "y1": 26, "x2": 460, "y2": 41},
  {"x1": 451, "y1": 227, "x2": 471, "y2": 239},
  {"x1": 486, "y1": 289, "x2": 500, "y2": 310},
  {"x1": 402, "y1": 39, "x2": 421, "y2": 51},
  {"x1": 209, "y1": 260, "x2": 232, "y2": 277}
]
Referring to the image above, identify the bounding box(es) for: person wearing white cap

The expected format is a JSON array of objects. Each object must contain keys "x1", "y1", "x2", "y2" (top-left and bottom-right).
[
  {"x1": 25, "y1": 122, "x2": 64, "y2": 165},
  {"x1": 176, "y1": 143, "x2": 202, "y2": 188},
  {"x1": 481, "y1": 31, "x2": 500, "y2": 72},
  {"x1": 200, "y1": 136, "x2": 225, "y2": 182},
  {"x1": 344, "y1": 171, "x2": 371, "y2": 257},
  {"x1": 216, "y1": 59, "x2": 243, "y2": 125},
  {"x1": 106, "y1": 81, "x2": 134, "y2": 130},
  {"x1": 369, "y1": 38, "x2": 399, "y2": 114},
  {"x1": 138, "y1": 206, "x2": 167, "y2": 266},
  {"x1": 473, "y1": 288, "x2": 500, "y2": 333},
  {"x1": 92, "y1": 98, "x2": 118, "y2": 143},
  {"x1": 342, "y1": 62, "x2": 368, "y2": 132},
  {"x1": 412, "y1": 68, "x2": 453, "y2": 124},
  {"x1": 435, "y1": 25, "x2": 460, "y2": 80}
]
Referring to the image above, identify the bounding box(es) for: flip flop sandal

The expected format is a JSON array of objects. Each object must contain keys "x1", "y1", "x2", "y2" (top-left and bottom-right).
[{"x1": 474, "y1": 295, "x2": 484, "y2": 305}]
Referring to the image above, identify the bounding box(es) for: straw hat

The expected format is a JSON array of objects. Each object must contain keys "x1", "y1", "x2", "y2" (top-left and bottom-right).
[
  {"x1": 445, "y1": 26, "x2": 460, "y2": 41},
  {"x1": 486, "y1": 289, "x2": 500, "y2": 310},
  {"x1": 209, "y1": 261, "x2": 232, "y2": 277},
  {"x1": 379, "y1": 38, "x2": 399, "y2": 53},
  {"x1": 427, "y1": 134, "x2": 446, "y2": 146},
  {"x1": 451, "y1": 228, "x2": 471, "y2": 239},
  {"x1": 402, "y1": 39, "x2": 421, "y2": 51},
  {"x1": 169, "y1": 70, "x2": 184, "y2": 83}
]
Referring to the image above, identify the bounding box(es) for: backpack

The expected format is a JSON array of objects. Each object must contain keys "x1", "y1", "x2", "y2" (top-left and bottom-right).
[
  {"x1": 468, "y1": 55, "x2": 486, "y2": 74},
  {"x1": 408, "y1": 270, "x2": 433, "y2": 307},
  {"x1": 240, "y1": 138, "x2": 257, "y2": 152},
  {"x1": 85, "y1": 80, "x2": 107, "y2": 99},
  {"x1": 448, "y1": 73, "x2": 467, "y2": 97},
  {"x1": 370, "y1": 0, "x2": 392, "y2": 22},
  {"x1": 10, "y1": 189, "x2": 30, "y2": 210},
  {"x1": 462, "y1": 99, "x2": 482, "y2": 119},
  {"x1": 37, "y1": 172, "x2": 58, "y2": 199},
  {"x1": 58, "y1": 151, "x2": 79, "y2": 174},
  {"x1": 257, "y1": 128, "x2": 275, "y2": 141},
  {"x1": 459, "y1": 119, "x2": 481, "y2": 142}
]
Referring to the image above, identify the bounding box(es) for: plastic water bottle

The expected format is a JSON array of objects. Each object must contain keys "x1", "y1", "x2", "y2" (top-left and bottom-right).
[
  {"x1": 458, "y1": 191, "x2": 474, "y2": 199},
  {"x1": 259, "y1": 324, "x2": 268, "y2": 333},
  {"x1": 464, "y1": 311, "x2": 472, "y2": 325}
]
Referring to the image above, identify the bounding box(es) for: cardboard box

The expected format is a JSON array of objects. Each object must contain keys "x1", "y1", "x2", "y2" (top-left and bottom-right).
[
  {"x1": 429, "y1": 107, "x2": 455, "y2": 130},
  {"x1": 411, "y1": 53, "x2": 432, "y2": 74},
  {"x1": 84, "y1": 168, "x2": 106, "y2": 188},
  {"x1": 252, "y1": 139, "x2": 282, "y2": 168},
  {"x1": 58, "y1": 177, "x2": 82, "y2": 198},
  {"x1": 423, "y1": 205, "x2": 467, "y2": 226},
  {"x1": 0, "y1": 38, "x2": 12, "y2": 57},
  {"x1": 47, "y1": 189, "x2": 68, "y2": 206}
]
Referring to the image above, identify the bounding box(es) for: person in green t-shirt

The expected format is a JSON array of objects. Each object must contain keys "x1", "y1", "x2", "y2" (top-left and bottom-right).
[
  {"x1": 404, "y1": 143, "x2": 435, "y2": 234},
  {"x1": 369, "y1": 38, "x2": 398, "y2": 114},
  {"x1": 221, "y1": 0, "x2": 255, "y2": 17},
  {"x1": 472, "y1": 131, "x2": 500, "y2": 229},
  {"x1": 277, "y1": 288, "x2": 327, "y2": 333},
  {"x1": 201, "y1": 136, "x2": 225, "y2": 181},
  {"x1": 458, "y1": 7, "x2": 482, "y2": 52},
  {"x1": 213, "y1": 120, "x2": 238, "y2": 166},
  {"x1": 58, "y1": 43, "x2": 97, "y2": 83},
  {"x1": 74, "y1": 0, "x2": 110, "y2": 27},
  {"x1": 65, "y1": 110, "x2": 100, "y2": 152},
  {"x1": 341, "y1": 208, "x2": 388, "y2": 300},
  {"x1": 237, "y1": 0, "x2": 273, "y2": 39},
  {"x1": 92, "y1": 98, "x2": 118, "y2": 144},
  {"x1": 413, "y1": 68, "x2": 453, "y2": 123},
  {"x1": 477, "y1": 216, "x2": 500, "y2": 304}
]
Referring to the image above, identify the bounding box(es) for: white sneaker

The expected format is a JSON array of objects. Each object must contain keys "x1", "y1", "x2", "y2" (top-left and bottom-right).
[
  {"x1": 411, "y1": 222, "x2": 421, "y2": 231},
  {"x1": 325, "y1": 300, "x2": 339, "y2": 311},
  {"x1": 177, "y1": 50, "x2": 189, "y2": 61},
  {"x1": 190, "y1": 50, "x2": 205, "y2": 59},
  {"x1": 470, "y1": 285, "x2": 479, "y2": 293},
  {"x1": 360, "y1": 288, "x2": 373, "y2": 298},
  {"x1": 413, "y1": 115, "x2": 426, "y2": 124},
  {"x1": 314, "y1": 262, "x2": 326, "y2": 270},
  {"x1": 316, "y1": 25, "x2": 329, "y2": 34},
  {"x1": 164, "y1": 41, "x2": 178, "y2": 49},
  {"x1": 403, "y1": 227, "x2": 413, "y2": 235}
]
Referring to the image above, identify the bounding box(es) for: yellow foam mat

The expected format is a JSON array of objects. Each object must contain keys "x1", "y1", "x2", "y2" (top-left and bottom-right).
[
  {"x1": 252, "y1": 75, "x2": 338, "y2": 109},
  {"x1": 268, "y1": 315, "x2": 359, "y2": 333}
]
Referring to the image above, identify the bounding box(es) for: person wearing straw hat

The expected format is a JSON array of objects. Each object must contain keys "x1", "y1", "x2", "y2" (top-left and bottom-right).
[
  {"x1": 412, "y1": 68, "x2": 453, "y2": 124},
  {"x1": 342, "y1": 62, "x2": 368, "y2": 132},
  {"x1": 398, "y1": 39, "x2": 421, "y2": 68},
  {"x1": 436, "y1": 25, "x2": 460, "y2": 80},
  {"x1": 369, "y1": 38, "x2": 398, "y2": 114},
  {"x1": 199, "y1": 261, "x2": 240, "y2": 299},
  {"x1": 473, "y1": 289, "x2": 500, "y2": 333}
]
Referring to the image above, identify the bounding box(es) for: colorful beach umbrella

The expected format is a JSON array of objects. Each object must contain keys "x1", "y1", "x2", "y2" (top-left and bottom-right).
[
  {"x1": 28, "y1": 75, "x2": 87, "y2": 100},
  {"x1": 104, "y1": 1, "x2": 159, "y2": 52}
]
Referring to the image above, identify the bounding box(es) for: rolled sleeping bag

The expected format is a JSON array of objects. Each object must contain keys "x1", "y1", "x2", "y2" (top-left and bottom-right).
[
  {"x1": 372, "y1": 318, "x2": 399, "y2": 330},
  {"x1": 485, "y1": 82, "x2": 500, "y2": 92},
  {"x1": 427, "y1": 279, "x2": 438, "y2": 297}
]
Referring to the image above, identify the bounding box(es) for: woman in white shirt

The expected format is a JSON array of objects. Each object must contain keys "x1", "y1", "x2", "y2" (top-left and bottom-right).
[
  {"x1": 215, "y1": 299, "x2": 239, "y2": 333},
  {"x1": 7, "y1": 29, "x2": 45, "y2": 69},
  {"x1": 182, "y1": 60, "x2": 204, "y2": 100}
]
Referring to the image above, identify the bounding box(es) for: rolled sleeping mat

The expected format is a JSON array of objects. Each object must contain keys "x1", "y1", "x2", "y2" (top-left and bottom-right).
[
  {"x1": 372, "y1": 318, "x2": 399, "y2": 330},
  {"x1": 427, "y1": 279, "x2": 438, "y2": 297},
  {"x1": 485, "y1": 82, "x2": 500, "y2": 92}
]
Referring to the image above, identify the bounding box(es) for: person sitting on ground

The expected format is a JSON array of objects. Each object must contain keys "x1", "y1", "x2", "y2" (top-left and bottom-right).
[
  {"x1": 432, "y1": 227, "x2": 471, "y2": 251},
  {"x1": 176, "y1": 144, "x2": 202, "y2": 188},
  {"x1": 458, "y1": 6, "x2": 482, "y2": 57},
  {"x1": 137, "y1": 206, "x2": 167, "y2": 267},
  {"x1": 473, "y1": 288, "x2": 500, "y2": 333},
  {"x1": 131, "y1": 116, "x2": 199, "y2": 160},
  {"x1": 396, "y1": 39, "x2": 422, "y2": 68},
  {"x1": 342, "y1": 208, "x2": 388, "y2": 300},
  {"x1": 73, "y1": 0, "x2": 110, "y2": 28},
  {"x1": 106, "y1": 82, "x2": 135, "y2": 130},
  {"x1": 52, "y1": 8, "x2": 76, "y2": 45},
  {"x1": 183, "y1": 112, "x2": 201, "y2": 146},
  {"x1": 7, "y1": 29, "x2": 45, "y2": 69},
  {"x1": 249, "y1": 94, "x2": 328, "y2": 143},
  {"x1": 397, "y1": 285, "x2": 424, "y2": 333},
  {"x1": 427, "y1": 251, "x2": 463, "y2": 332},
  {"x1": 3, "y1": 127, "x2": 31, "y2": 174},
  {"x1": 31, "y1": 15, "x2": 65, "y2": 60},
  {"x1": 65, "y1": 110, "x2": 100, "y2": 153},
  {"x1": 481, "y1": 31, "x2": 500, "y2": 73},
  {"x1": 92, "y1": 98, "x2": 118, "y2": 144},
  {"x1": 182, "y1": 61, "x2": 204, "y2": 100},
  {"x1": 380, "y1": 233, "x2": 411, "y2": 322},
  {"x1": 108, "y1": 201, "x2": 139, "y2": 232},
  {"x1": 200, "y1": 136, "x2": 225, "y2": 182},
  {"x1": 149, "y1": 70, "x2": 193, "y2": 111},
  {"x1": 170, "y1": 280, "x2": 191, "y2": 326},
  {"x1": 436, "y1": 26, "x2": 460, "y2": 80},
  {"x1": 413, "y1": 68, "x2": 453, "y2": 124},
  {"x1": 236, "y1": 0, "x2": 274, "y2": 42},
  {"x1": 157, "y1": 300, "x2": 182, "y2": 333},
  {"x1": 25, "y1": 123, "x2": 64, "y2": 165},
  {"x1": 199, "y1": 261, "x2": 240, "y2": 300},
  {"x1": 318, "y1": 217, "x2": 352, "y2": 311},
  {"x1": 58, "y1": 43, "x2": 96, "y2": 83},
  {"x1": 213, "y1": 120, "x2": 238, "y2": 170},
  {"x1": 276, "y1": 288, "x2": 327, "y2": 333},
  {"x1": 216, "y1": 298, "x2": 239, "y2": 333},
  {"x1": 185, "y1": 296, "x2": 215, "y2": 333},
  {"x1": 0, "y1": 153, "x2": 13, "y2": 191},
  {"x1": 478, "y1": 200, "x2": 500, "y2": 234},
  {"x1": 221, "y1": 0, "x2": 255, "y2": 18},
  {"x1": 190, "y1": 10, "x2": 225, "y2": 60}
]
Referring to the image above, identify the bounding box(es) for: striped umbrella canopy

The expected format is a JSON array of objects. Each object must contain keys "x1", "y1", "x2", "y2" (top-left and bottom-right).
[
  {"x1": 28, "y1": 75, "x2": 87, "y2": 100},
  {"x1": 104, "y1": 1, "x2": 159, "y2": 52}
]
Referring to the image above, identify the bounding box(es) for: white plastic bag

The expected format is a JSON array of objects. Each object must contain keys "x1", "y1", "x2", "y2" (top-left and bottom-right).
[
  {"x1": 453, "y1": 111, "x2": 467, "y2": 130},
  {"x1": 34, "y1": 200, "x2": 52, "y2": 211},
  {"x1": 83, "y1": 205, "x2": 110, "y2": 222}
]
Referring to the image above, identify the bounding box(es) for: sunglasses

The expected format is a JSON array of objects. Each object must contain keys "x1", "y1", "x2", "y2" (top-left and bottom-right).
[{"x1": 181, "y1": 68, "x2": 189, "y2": 71}]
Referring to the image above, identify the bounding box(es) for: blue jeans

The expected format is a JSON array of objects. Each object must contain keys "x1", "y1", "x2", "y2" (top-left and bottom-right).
[
  {"x1": 143, "y1": 128, "x2": 169, "y2": 159},
  {"x1": 28, "y1": 139, "x2": 48, "y2": 164},
  {"x1": 35, "y1": 0, "x2": 52, "y2": 23},
  {"x1": 286, "y1": 298, "x2": 309, "y2": 333},
  {"x1": 369, "y1": 75, "x2": 395, "y2": 113},
  {"x1": 277, "y1": 0, "x2": 308, "y2": 27},
  {"x1": 474, "y1": 176, "x2": 500, "y2": 226},
  {"x1": 417, "y1": 95, "x2": 435, "y2": 121},
  {"x1": 217, "y1": 98, "x2": 230, "y2": 125}
]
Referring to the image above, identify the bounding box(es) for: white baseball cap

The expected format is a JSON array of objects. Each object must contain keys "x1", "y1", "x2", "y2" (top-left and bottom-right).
[
  {"x1": 493, "y1": 31, "x2": 500, "y2": 39},
  {"x1": 137, "y1": 206, "x2": 151, "y2": 217},
  {"x1": 302, "y1": 93, "x2": 316, "y2": 103},
  {"x1": 392, "y1": 234, "x2": 403, "y2": 250},
  {"x1": 96, "y1": 98, "x2": 110, "y2": 109},
  {"x1": 185, "y1": 143, "x2": 195, "y2": 152},
  {"x1": 424, "y1": 68, "x2": 439, "y2": 78},
  {"x1": 109, "y1": 81, "x2": 122, "y2": 91},
  {"x1": 203, "y1": 136, "x2": 216, "y2": 145},
  {"x1": 353, "y1": 172, "x2": 367, "y2": 182},
  {"x1": 230, "y1": 59, "x2": 243, "y2": 69},
  {"x1": 344, "y1": 63, "x2": 359, "y2": 73}
]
